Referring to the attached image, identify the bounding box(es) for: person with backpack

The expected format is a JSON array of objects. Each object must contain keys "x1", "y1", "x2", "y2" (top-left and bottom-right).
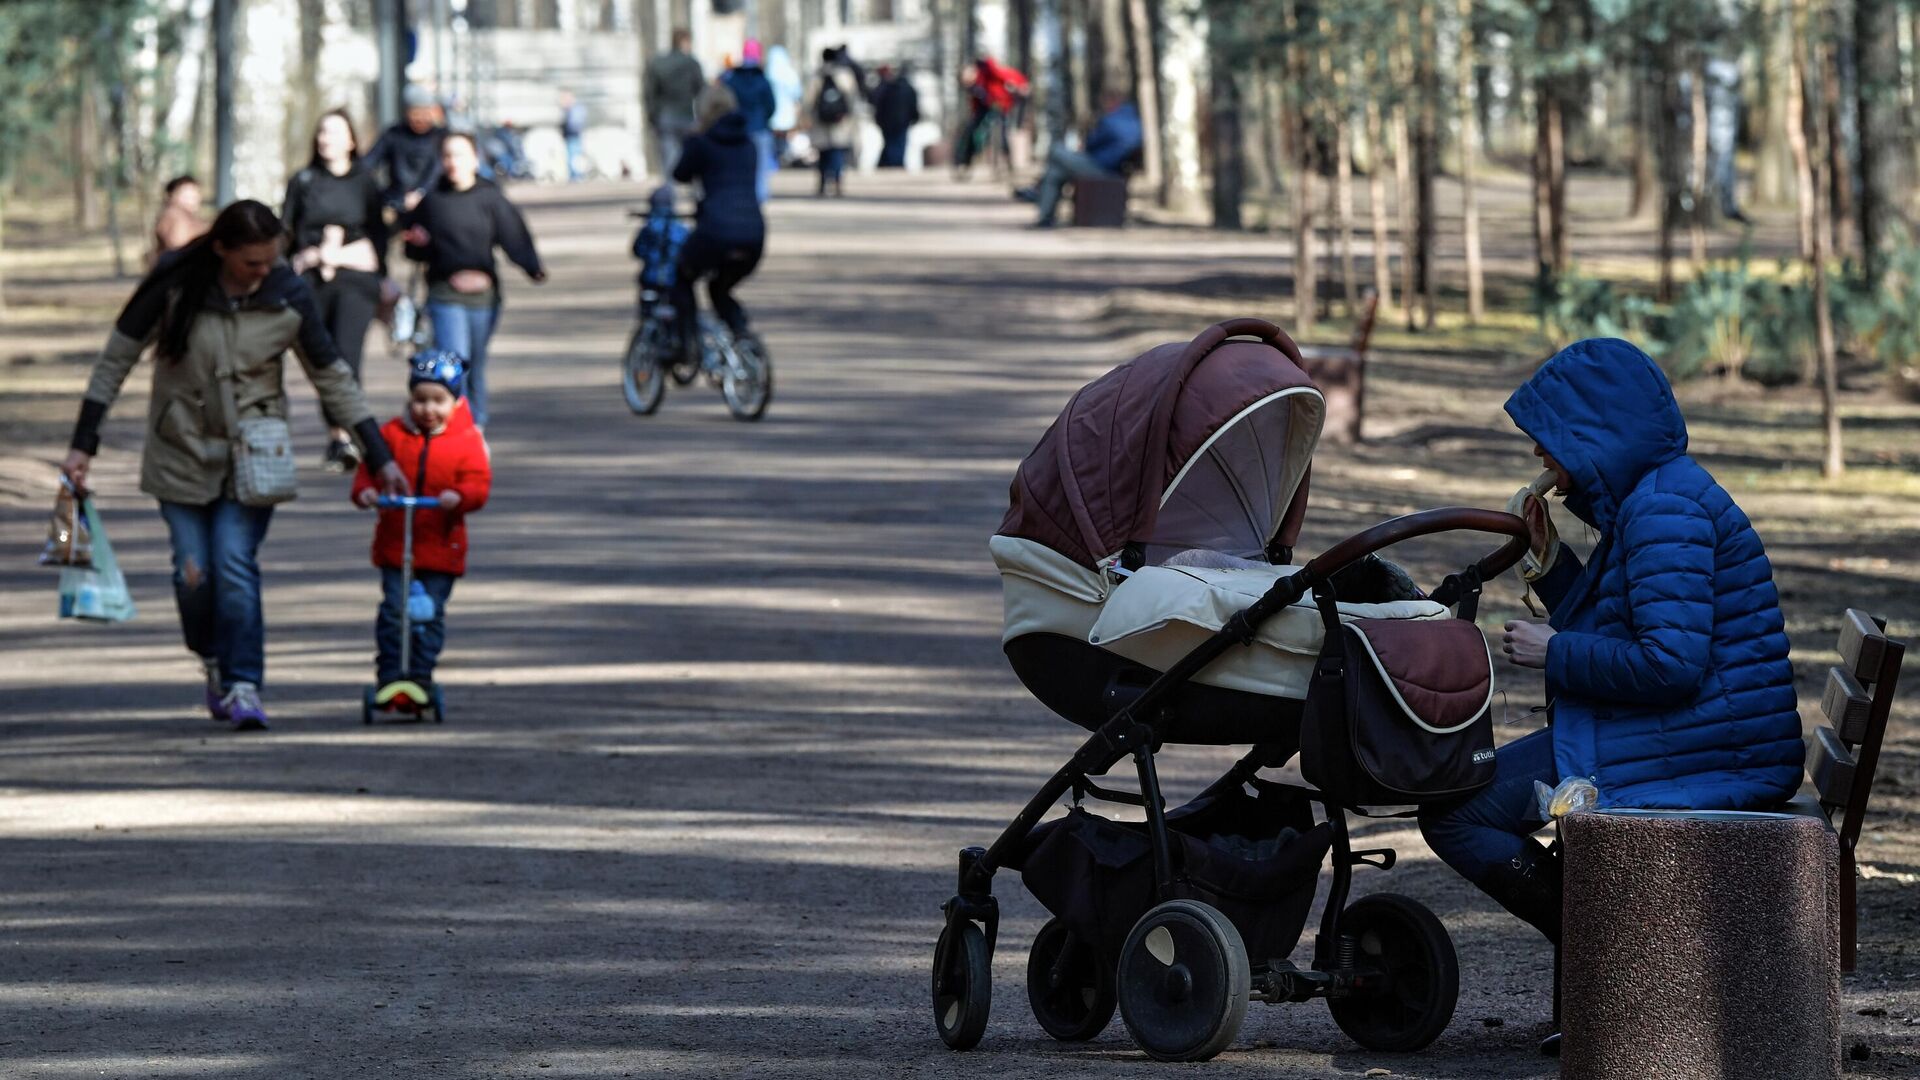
[
  {"x1": 283, "y1": 108, "x2": 389, "y2": 472},
  {"x1": 805, "y1": 48, "x2": 861, "y2": 197},
  {"x1": 721, "y1": 41, "x2": 779, "y2": 204}
]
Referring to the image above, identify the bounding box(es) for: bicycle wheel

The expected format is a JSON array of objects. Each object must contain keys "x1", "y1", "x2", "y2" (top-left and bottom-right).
[
  {"x1": 721, "y1": 333, "x2": 773, "y2": 421},
  {"x1": 622, "y1": 321, "x2": 669, "y2": 415}
]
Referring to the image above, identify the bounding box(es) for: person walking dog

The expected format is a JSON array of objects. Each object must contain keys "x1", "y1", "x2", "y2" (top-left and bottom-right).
[{"x1": 61, "y1": 200, "x2": 409, "y2": 731}]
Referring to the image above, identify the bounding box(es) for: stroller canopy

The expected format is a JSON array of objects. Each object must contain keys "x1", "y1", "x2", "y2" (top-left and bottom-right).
[{"x1": 999, "y1": 319, "x2": 1325, "y2": 568}]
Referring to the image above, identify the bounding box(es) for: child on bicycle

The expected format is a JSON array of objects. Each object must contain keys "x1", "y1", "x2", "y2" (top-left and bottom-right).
[
  {"x1": 351, "y1": 351, "x2": 491, "y2": 693},
  {"x1": 631, "y1": 185, "x2": 689, "y2": 305}
]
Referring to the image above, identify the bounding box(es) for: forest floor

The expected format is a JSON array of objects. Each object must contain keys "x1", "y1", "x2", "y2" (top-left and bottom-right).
[{"x1": 0, "y1": 166, "x2": 1916, "y2": 1078}]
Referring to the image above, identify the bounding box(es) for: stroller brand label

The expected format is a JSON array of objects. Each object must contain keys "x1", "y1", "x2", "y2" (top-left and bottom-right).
[{"x1": 1473, "y1": 748, "x2": 1497, "y2": 764}]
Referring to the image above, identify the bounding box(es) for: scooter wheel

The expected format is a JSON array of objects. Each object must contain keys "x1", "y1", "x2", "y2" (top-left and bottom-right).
[
  {"x1": 361, "y1": 687, "x2": 376, "y2": 726},
  {"x1": 1116, "y1": 899, "x2": 1249, "y2": 1062},
  {"x1": 430, "y1": 685, "x2": 446, "y2": 724},
  {"x1": 932, "y1": 920, "x2": 992, "y2": 1050}
]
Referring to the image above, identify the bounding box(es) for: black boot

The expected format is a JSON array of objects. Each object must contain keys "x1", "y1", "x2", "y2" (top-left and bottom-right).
[
  {"x1": 1539, "y1": 944, "x2": 1562, "y2": 1057},
  {"x1": 1474, "y1": 848, "x2": 1563, "y2": 1053}
]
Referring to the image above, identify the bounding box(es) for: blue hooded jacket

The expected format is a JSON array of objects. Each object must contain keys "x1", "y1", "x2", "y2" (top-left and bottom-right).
[{"x1": 1505, "y1": 338, "x2": 1804, "y2": 809}]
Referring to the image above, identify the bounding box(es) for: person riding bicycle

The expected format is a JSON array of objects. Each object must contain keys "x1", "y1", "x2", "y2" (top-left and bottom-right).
[
  {"x1": 669, "y1": 82, "x2": 765, "y2": 365},
  {"x1": 630, "y1": 186, "x2": 690, "y2": 306}
]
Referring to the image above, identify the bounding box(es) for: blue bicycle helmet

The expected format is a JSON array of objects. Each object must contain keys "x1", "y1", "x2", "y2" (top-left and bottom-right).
[{"x1": 408, "y1": 349, "x2": 467, "y2": 399}]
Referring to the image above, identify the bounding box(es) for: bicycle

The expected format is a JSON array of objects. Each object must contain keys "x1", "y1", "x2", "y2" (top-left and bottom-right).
[{"x1": 621, "y1": 210, "x2": 773, "y2": 422}]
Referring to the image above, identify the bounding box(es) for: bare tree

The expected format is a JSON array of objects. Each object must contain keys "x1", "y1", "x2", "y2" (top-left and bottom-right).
[
  {"x1": 1125, "y1": 0, "x2": 1164, "y2": 194},
  {"x1": 1413, "y1": 0, "x2": 1439, "y2": 329},
  {"x1": 1205, "y1": 0, "x2": 1245, "y2": 229},
  {"x1": 1788, "y1": 0, "x2": 1844, "y2": 478},
  {"x1": 1855, "y1": 0, "x2": 1905, "y2": 282},
  {"x1": 1456, "y1": 0, "x2": 1484, "y2": 323},
  {"x1": 1392, "y1": 7, "x2": 1416, "y2": 329},
  {"x1": 1364, "y1": 78, "x2": 1395, "y2": 308}
]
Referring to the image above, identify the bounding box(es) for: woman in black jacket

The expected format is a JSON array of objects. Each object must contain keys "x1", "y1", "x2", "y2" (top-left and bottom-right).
[
  {"x1": 671, "y1": 84, "x2": 766, "y2": 359},
  {"x1": 283, "y1": 109, "x2": 388, "y2": 471},
  {"x1": 402, "y1": 132, "x2": 546, "y2": 429}
]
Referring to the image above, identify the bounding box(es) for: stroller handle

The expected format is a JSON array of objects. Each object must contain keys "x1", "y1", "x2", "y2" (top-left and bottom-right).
[{"x1": 1303, "y1": 507, "x2": 1530, "y2": 585}]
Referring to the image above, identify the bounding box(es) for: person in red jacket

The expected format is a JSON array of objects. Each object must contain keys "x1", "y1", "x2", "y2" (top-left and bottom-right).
[
  {"x1": 955, "y1": 55, "x2": 1028, "y2": 174},
  {"x1": 351, "y1": 351, "x2": 491, "y2": 689}
]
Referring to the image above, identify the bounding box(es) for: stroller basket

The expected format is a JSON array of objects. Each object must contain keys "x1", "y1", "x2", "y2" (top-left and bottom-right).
[{"x1": 1018, "y1": 781, "x2": 1333, "y2": 967}]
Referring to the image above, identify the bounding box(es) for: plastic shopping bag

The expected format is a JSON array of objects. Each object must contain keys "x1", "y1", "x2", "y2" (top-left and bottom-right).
[
  {"x1": 38, "y1": 477, "x2": 92, "y2": 568},
  {"x1": 57, "y1": 497, "x2": 135, "y2": 623},
  {"x1": 1534, "y1": 776, "x2": 1599, "y2": 821}
]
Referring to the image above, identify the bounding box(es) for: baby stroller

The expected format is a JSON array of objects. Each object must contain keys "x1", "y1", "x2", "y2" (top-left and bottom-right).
[{"x1": 933, "y1": 319, "x2": 1528, "y2": 1061}]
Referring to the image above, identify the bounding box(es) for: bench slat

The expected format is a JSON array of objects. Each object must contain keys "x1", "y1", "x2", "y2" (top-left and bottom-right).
[
  {"x1": 1821, "y1": 665, "x2": 1873, "y2": 744},
  {"x1": 1838, "y1": 609, "x2": 1889, "y2": 683},
  {"x1": 1809, "y1": 725, "x2": 1857, "y2": 808}
]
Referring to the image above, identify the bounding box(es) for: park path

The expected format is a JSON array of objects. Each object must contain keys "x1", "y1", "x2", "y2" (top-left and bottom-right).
[{"x1": 0, "y1": 171, "x2": 1660, "y2": 1079}]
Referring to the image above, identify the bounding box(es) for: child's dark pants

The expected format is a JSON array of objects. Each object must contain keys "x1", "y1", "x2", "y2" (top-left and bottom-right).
[{"x1": 375, "y1": 567, "x2": 457, "y2": 684}]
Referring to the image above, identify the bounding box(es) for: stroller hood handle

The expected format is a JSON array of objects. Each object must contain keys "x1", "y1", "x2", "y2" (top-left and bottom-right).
[{"x1": 1303, "y1": 507, "x2": 1530, "y2": 585}]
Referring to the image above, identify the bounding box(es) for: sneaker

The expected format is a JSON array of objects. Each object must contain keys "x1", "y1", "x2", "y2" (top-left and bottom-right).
[
  {"x1": 1013, "y1": 187, "x2": 1039, "y2": 204},
  {"x1": 202, "y1": 657, "x2": 227, "y2": 722},
  {"x1": 220, "y1": 682, "x2": 269, "y2": 731}
]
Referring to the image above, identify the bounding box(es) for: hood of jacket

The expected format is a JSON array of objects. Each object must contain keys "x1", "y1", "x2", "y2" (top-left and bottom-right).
[
  {"x1": 1503, "y1": 337, "x2": 1688, "y2": 531},
  {"x1": 704, "y1": 111, "x2": 750, "y2": 145}
]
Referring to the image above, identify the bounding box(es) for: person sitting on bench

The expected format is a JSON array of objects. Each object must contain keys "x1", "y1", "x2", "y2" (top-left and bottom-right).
[
  {"x1": 1417, "y1": 337, "x2": 1806, "y2": 1056},
  {"x1": 1016, "y1": 91, "x2": 1143, "y2": 228}
]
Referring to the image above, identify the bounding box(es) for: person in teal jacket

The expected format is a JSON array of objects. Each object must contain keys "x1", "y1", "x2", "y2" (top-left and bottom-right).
[{"x1": 1419, "y1": 337, "x2": 1804, "y2": 1053}]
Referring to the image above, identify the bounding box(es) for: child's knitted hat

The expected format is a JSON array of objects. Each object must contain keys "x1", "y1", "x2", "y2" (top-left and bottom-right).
[{"x1": 409, "y1": 349, "x2": 467, "y2": 399}]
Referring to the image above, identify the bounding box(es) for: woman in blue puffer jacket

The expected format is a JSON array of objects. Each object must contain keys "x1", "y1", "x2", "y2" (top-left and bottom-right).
[{"x1": 1419, "y1": 337, "x2": 1805, "y2": 1053}]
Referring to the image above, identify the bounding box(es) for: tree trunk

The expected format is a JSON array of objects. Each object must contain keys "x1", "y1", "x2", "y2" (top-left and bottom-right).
[
  {"x1": 1855, "y1": 0, "x2": 1904, "y2": 282},
  {"x1": 1753, "y1": 0, "x2": 1797, "y2": 206},
  {"x1": 1628, "y1": 64, "x2": 1657, "y2": 217},
  {"x1": 1365, "y1": 87, "x2": 1394, "y2": 308},
  {"x1": 1324, "y1": 17, "x2": 1355, "y2": 316},
  {"x1": 1689, "y1": 49, "x2": 1710, "y2": 268},
  {"x1": 1457, "y1": 0, "x2": 1483, "y2": 323},
  {"x1": 1413, "y1": 0, "x2": 1438, "y2": 329},
  {"x1": 1392, "y1": 101, "x2": 1415, "y2": 327},
  {"x1": 1157, "y1": 1, "x2": 1206, "y2": 212},
  {"x1": 74, "y1": 73, "x2": 100, "y2": 230},
  {"x1": 1205, "y1": 0, "x2": 1244, "y2": 229},
  {"x1": 0, "y1": 183, "x2": 9, "y2": 317},
  {"x1": 1257, "y1": 65, "x2": 1285, "y2": 201},
  {"x1": 1125, "y1": 0, "x2": 1164, "y2": 194},
  {"x1": 1791, "y1": 0, "x2": 1844, "y2": 477},
  {"x1": 1824, "y1": 40, "x2": 1854, "y2": 259},
  {"x1": 1287, "y1": 0, "x2": 1315, "y2": 335},
  {"x1": 1655, "y1": 46, "x2": 1683, "y2": 302}
]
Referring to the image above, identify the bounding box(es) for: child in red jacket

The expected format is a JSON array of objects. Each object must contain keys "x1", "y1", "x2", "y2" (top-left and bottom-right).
[{"x1": 351, "y1": 351, "x2": 491, "y2": 689}]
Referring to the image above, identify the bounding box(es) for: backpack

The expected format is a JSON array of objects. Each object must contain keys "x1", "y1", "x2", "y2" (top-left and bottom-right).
[{"x1": 814, "y1": 73, "x2": 850, "y2": 126}]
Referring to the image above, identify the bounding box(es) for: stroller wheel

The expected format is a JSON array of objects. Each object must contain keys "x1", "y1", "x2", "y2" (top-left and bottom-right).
[
  {"x1": 932, "y1": 920, "x2": 992, "y2": 1050},
  {"x1": 1116, "y1": 900, "x2": 1249, "y2": 1062},
  {"x1": 1325, "y1": 893, "x2": 1460, "y2": 1052},
  {"x1": 1027, "y1": 917, "x2": 1116, "y2": 1041}
]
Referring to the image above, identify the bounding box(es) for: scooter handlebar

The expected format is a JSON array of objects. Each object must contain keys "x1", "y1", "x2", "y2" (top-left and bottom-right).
[{"x1": 375, "y1": 495, "x2": 439, "y2": 510}]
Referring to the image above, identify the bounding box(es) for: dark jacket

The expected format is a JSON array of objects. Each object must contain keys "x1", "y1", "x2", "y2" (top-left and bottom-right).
[
  {"x1": 722, "y1": 66, "x2": 778, "y2": 134},
  {"x1": 872, "y1": 76, "x2": 921, "y2": 133},
  {"x1": 71, "y1": 256, "x2": 390, "y2": 504},
  {"x1": 364, "y1": 123, "x2": 446, "y2": 208},
  {"x1": 282, "y1": 163, "x2": 389, "y2": 273},
  {"x1": 673, "y1": 113, "x2": 765, "y2": 246},
  {"x1": 1507, "y1": 338, "x2": 1804, "y2": 809},
  {"x1": 403, "y1": 178, "x2": 545, "y2": 293},
  {"x1": 1086, "y1": 102, "x2": 1145, "y2": 174},
  {"x1": 646, "y1": 48, "x2": 706, "y2": 129}
]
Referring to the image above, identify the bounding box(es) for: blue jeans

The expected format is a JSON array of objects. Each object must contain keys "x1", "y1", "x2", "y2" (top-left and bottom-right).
[
  {"x1": 375, "y1": 568, "x2": 456, "y2": 684},
  {"x1": 565, "y1": 133, "x2": 586, "y2": 181},
  {"x1": 1417, "y1": 728, "x2": 1562, "y2": 941},
  {"x1": 748, "y1": 129, "x2": 776, "y2": 204},
  {"x1": 818, "y1": 147, "x2": 848, "y2": 189},
  {"x1": 158, "y1": 498, "x2": 275, "y2": 689},
  {"x1": 427, "y1": 300, "x2": 499, "y2": 427}
]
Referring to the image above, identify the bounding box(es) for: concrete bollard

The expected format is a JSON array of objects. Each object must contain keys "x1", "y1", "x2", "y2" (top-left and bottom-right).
[{"x1": 1561, "y1": 809, "x2": 1841, "y2": 1080}]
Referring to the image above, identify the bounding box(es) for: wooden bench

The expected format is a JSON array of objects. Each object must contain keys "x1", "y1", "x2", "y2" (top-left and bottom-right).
[
  {"x1": 1796, "y1": 608, "x2": 1907, "y2": 971},
  {"x1": 1296, "y1": 288, "x2": 1378, "y2": 444}
]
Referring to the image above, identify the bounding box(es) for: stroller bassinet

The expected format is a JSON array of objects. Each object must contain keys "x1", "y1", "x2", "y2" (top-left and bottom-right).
[{"x1": 932, "y1": 319, "x2": 1530, "y2": 1062}]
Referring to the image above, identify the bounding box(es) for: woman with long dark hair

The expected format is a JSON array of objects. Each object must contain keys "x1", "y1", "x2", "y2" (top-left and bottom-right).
[
  {"x1": 283, "y1": 108, "x2": 388, "y2": 471},
  {"x1": 402, "y1": 131, "x2": 545, "y2": 429},
  {"x1": 60, "y1": 200, "x2": 410, "y2": 731}
]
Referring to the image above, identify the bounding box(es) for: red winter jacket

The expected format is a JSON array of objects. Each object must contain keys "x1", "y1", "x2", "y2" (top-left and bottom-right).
[
  {"x1": 350, "y1": 400, "x2": 491, "y2": 576},
  {"x1": 976, "y1": 58, "x2": 1029, "y2": 113}
]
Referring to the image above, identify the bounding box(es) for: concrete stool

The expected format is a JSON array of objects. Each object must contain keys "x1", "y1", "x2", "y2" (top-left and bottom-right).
[
  {"x1": 1071, "y1": 176, "x2": 1129, "y2": 227},
  {"x1": 1561, "y1": 809, "x2": 1841, "y2": 1080}
]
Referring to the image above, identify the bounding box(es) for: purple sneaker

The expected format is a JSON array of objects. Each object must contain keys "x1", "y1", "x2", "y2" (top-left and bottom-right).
[
  {"x1": 203, "y1": 658, "x2": 229, "y2": 722},
  {"x1": 220, "y1": 682, "x2": 269, "y2": 731}
]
